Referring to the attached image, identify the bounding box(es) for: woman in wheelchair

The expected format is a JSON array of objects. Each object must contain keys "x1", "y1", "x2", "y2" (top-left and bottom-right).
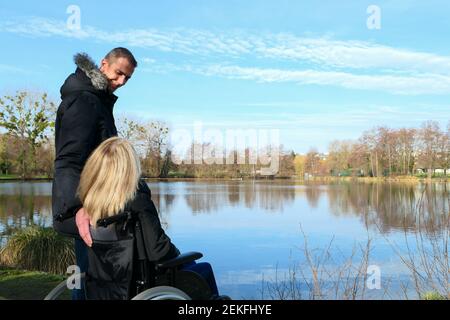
[{"x1": 75, "y1": 137, "x2": 227, "y2": 300}]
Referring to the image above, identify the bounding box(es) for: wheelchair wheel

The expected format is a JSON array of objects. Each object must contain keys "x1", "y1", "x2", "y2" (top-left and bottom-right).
[
  {"x1": 44, "y1": 279, "x2": 69, "y2": 300},
  {"x1": 44, "y1": 273, "x2": 86, "y2": 300},
  {"x1": 131, "y1": 286, "x2": 191, "y2": 300}
]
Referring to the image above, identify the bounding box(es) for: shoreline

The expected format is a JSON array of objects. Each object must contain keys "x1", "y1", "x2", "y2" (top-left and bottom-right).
[{"x1": 0, "y1": 176, "x2": 448, "y2": 183}]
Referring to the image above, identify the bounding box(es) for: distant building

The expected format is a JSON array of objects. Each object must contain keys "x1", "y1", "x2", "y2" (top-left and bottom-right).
[{"x1": 416, "y1": 168, "x2": 450, "y2": 175}]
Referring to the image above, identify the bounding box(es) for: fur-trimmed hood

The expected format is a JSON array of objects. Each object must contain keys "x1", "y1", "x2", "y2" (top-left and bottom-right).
[
  {"x1": 60, "y1": 53, "x2": 116, "y2": 100},
  {"x1": 73, "y1": 53, "x2": 110, "y2": 91}
]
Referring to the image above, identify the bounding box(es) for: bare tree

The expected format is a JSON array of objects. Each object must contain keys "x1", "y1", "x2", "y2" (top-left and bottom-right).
[
  {"x1": 327, "y1": 140, "x2": 353, "y2": 176},
  {"x1": 0, "y1": 91, "x2": 56, "y2": 178},
  {"x1": 361, "y1": 129, "x2": 380, "y2": 177},
  {"x1": 305, "y1": 148, "x2": 321, "y2": 177},
  {"x1": 437, "y1": 122, "x2": 450, "y2": 176},
  {"x1": 417, "y1": 121, "x2": 442, "y2": 179},
  {"x1": 294, "y1": 153, "x2": 306, "y2": 178},
  {"x1": 116, "y1": 116, "x2": 145, "y2": 141},
  {"x1": 397, "y1": 128, "x2": 416, "y2": 175},
  {"x1": 140, "y1": 121, "x2": 170, "y2": 177},
  {"x1": 348, "y1": 142, "x2": 369, "y2": 177}
]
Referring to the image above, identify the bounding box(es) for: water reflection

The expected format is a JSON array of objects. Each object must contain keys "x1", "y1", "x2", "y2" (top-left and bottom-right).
[
  {"x1": 327, "y1": 182, "x2": 449, "y2": 233},
  {"x1": 0, "y1": 181, "x2": 448, "y2": 236},
  {"x1": 0, "y1": 185, "x2": 53, "y2": 243},
  {"x1": 184, "y1": 181, "x2": 296, "y2": 214}
]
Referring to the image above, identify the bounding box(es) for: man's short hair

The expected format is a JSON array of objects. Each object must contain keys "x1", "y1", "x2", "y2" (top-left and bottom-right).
[{"x1": 104, "y1": 47, "x2": 138, "y2": 68}]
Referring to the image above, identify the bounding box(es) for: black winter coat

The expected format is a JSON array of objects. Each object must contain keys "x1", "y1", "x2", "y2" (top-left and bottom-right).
[
  {"x1": 52, "y1": 53, "x2": 118, "y2": 236},
  {"x1": 86, "y1": 180, "x2": 180, "y2": 300}
]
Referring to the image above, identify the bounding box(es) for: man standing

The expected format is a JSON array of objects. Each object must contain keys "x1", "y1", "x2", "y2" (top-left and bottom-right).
[{"x1": 52, "y1": 48, "x2": 137, "y2": 299}]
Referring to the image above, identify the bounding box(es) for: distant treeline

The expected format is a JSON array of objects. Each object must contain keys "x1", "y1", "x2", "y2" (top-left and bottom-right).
[
  {"x1": 298, "y1": 122, "x2": 450, "y2": 179},
  {"x1": 0, "y1": 91, "x2": 449, "y2": 179}
]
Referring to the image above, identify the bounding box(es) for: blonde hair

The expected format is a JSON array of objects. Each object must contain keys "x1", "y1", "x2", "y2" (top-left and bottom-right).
[{"x1": 78, "y1": 137, "x2": 141, "y2": 227}]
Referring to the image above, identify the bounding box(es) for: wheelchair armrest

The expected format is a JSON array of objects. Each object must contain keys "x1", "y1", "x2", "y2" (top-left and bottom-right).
[{"x1": 156, "y1": 251, "x2": 203, "y2": 269}]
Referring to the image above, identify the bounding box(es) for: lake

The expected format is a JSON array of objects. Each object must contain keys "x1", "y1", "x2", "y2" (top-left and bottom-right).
[{"x1": 0, "y1": 180, "x2": 448, "y2": 299}]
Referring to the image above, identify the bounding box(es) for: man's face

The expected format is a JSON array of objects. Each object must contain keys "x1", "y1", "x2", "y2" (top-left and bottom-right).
[{"x1": 100, "y1": 57, "x2": 135, "y2": 92}]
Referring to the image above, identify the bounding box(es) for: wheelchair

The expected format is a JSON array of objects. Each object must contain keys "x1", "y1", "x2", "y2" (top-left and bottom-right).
[{"x1": 46, "y1": 211, "x2": 220, "y2": 300}]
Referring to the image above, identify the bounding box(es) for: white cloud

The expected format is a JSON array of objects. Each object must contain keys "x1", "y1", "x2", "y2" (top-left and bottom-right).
[
  {"x1": 256, "y1": 35, "x2": 450, "y2": 74},
  {"x1": 196, "y1": 65, "x2": 450, "y2": 95},
  {"x1": 3, "y1": 16, "x2": 450, "y2": 72},
  {"x1": 3, "y1": 16, "x2": 450, "y2": 94},
  {"x1": 142, "y1": 57, "x2": 156, "y2": 64},
  {"x1": 124, "y1": 105, "x2": 448, "y2": 131},
  {"x1": 1, "y1": 17, "x2": 90, "y2": 39},
  {"x1": 0, "y1": 64, "x2": 29, "y2": 74}
]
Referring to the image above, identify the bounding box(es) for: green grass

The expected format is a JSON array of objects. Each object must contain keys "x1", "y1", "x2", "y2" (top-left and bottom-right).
[
  {"x1": 0, "y1": 174, "x2": 52, "y2": 180},
  {"x1": 0, "y1": 174, "x2": 19, "y2": 179},
  {"x1": 0, "y1": 266, "x2": 70, "y2": 300},
  {"x1": 422, "y1": 292, "x2": 448, "y2": 300}
]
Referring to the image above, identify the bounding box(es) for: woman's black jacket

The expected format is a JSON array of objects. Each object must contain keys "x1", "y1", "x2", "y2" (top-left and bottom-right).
[{"x1": 85, "y1": 180, "x2": 180, "y2": 300}]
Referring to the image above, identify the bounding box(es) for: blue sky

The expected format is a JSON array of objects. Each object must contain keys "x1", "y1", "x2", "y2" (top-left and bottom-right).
[{"x1": 0, "y1": 0, "x2": 449, "y2": 153}]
